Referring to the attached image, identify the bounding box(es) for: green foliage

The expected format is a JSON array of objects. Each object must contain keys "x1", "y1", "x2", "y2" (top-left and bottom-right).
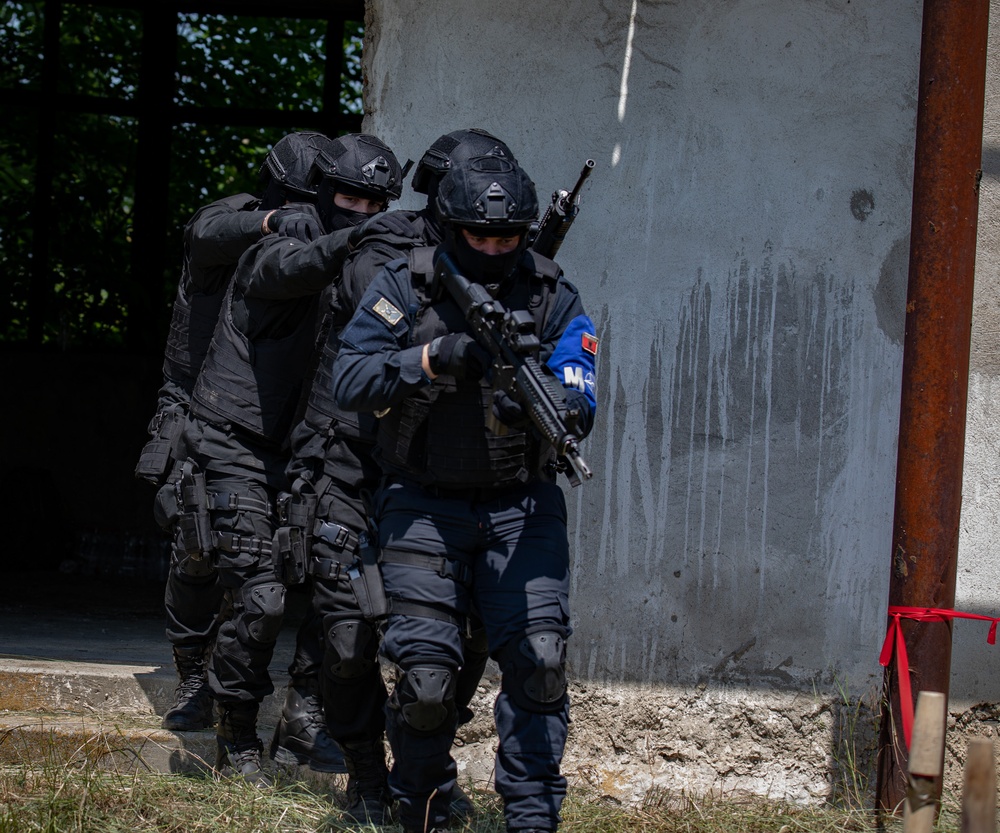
[
  {"x1": 0, "y1": 1, "x2": 44, "y2": 90},
  {"x1": 59, "y1": 4, "x2": 142, "y2": 98},
  {"x1": 0, "y1": 2, "x2": 364, "y2": 350},
  {"x1": 176, "y1": 14, "x2": 327, "y2": 110}
]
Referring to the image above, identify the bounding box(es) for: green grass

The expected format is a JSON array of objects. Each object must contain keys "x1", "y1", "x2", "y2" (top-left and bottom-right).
[{"x1": 0, "y1": 762, "x2": 968, "y2": 833}]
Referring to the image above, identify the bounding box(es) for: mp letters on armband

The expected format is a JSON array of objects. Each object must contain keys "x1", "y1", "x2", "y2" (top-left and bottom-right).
[{"x1": 373, "y1": 297, "x2": 403, "y2": 326}]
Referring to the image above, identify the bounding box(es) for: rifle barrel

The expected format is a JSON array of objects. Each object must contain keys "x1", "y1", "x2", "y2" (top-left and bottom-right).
[{"x1": 567, "y1": 159, "x2": 596, "y2": 206}]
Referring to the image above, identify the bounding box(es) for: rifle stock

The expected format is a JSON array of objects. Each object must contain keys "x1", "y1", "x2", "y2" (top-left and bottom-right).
[{"x1": 434, "y1": 251, "x2": 593, "y2": 486}]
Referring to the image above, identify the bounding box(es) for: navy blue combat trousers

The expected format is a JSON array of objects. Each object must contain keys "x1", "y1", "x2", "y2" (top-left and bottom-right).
[{"x1": 375, "y1": 478, "x2": 571, "y2": 833}]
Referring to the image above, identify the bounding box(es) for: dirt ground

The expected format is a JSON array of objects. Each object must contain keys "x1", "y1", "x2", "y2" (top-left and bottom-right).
[{"x1": 12, "y1": 568, "x2": 994, "y2": 808}]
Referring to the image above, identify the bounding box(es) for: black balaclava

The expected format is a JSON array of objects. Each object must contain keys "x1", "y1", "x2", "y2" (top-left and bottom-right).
[
  {"x1": 326, "y1": 204, "x2": 372, "y2": 231},
  {"x1": 446, "y1": 224, "x2": 527, "y2": 298},
  {"x1": 319, "y1": 184, "x2": 382, "y2": 231}
]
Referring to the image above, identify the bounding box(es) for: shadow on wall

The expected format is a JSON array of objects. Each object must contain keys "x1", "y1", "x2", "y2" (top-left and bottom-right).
[{"x1": 980, "y1": 143, "x2": 1000, "y2": 180}]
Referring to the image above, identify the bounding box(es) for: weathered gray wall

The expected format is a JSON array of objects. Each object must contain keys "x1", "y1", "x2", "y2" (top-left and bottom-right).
[
  {"x1": 366, "y1": 0, "x2": 920, "y2": 693},
  {"x1": 362, "y1": 0, "x2": 1000, "y2": 801}
]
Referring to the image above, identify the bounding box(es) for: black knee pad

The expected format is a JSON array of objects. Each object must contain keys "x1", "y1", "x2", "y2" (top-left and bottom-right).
[
  {"x1": 499, "y1": 628, "x2": 568, "y2": 713},
  {"x1": 234, "y1": 579, "x2": 285, "y2": 647},
  {"x1": 322, "y1": 616, "x2": 378, "y2": 681},
  {"x1": 391, "y1": 664, "x2": 457, "y2": 736}
]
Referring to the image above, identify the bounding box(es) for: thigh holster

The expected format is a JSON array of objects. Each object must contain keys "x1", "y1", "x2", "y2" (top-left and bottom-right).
[
  {"x1": 176, "y1": 464, "x2": 214, "y2": 560},
  {"x1": 272, "y1": 487, "x2": 318, "y2": 586}
]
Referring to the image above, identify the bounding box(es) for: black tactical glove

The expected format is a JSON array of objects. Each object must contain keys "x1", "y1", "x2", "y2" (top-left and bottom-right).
[
  {"x1": 373, "y1": 211, "x2": 420, "y2": 238},
  {"x1": 266, "y1": 205, "x2": 323, "y2": 242},
  {"x1": 348, "y1": 210, "x2": 420, "y2": 250},
  {"x1": 491, "y1": 389, "x2": 530, "y2": 428},
  {"x1": 427, "y1": 333, "x2": 491, "y2": 381}
]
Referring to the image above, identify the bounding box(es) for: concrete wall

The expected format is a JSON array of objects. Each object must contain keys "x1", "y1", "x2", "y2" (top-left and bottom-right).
[
  {"x1": 366, "y1": 1, "x2": 920, "y2": 691},
  {"x1": 362, "y1": 0, "x2": 959, "y2": 802}
]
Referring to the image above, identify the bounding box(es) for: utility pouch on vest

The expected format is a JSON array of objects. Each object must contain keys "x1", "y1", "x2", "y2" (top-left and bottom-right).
[
  {"x1": 134, "y1": 409, "x2": 184, "y2": 485},
  {"x1": 348, "y1": 531, "x2": 389, "y2": 621},
  {"x1": 177, "y1": 467, "x2": 213, "y2": 559}
]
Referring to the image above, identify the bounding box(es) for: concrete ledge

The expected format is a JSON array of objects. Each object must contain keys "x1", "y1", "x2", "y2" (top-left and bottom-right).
[
  {"x1": 0, "y1": 658, "x2": 289, "y2": 726},
  {"x1": 0, "y1": 712, "x2": 348, "y2": 790},
  {"x1": 0, "y1": 658, "x2": 168, "y2": 714},
  {"x1": 0, "y1": 712, "x2": 217, "y2": 774}
]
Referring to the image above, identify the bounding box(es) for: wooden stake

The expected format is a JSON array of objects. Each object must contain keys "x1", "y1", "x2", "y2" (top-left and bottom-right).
[
  {"x1": 961, "y1": 737, "x2": 996, "y2": 833},
  {"x1": 903, "y1": 691, "x2": 946, "y2": 833}
]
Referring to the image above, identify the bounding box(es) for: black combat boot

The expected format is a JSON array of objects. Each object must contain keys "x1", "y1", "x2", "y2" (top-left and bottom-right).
[
  {"x1": 216, "y1": 702, "x2": 272, "y2": 787},
  {"x1": 269, "y1": 676, "x2": 347, "y2": 773},
  {"x1": 161, "y1": 644, "x2": 215, "y2": 731},
  {"x1": 341, "y1": 737, "x2": 392, "y2": 825}
]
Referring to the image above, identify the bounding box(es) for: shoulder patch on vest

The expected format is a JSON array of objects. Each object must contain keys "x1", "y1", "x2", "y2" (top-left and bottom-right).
[{"x1": 372, "y1": 297, "x2": 404, "y2": 326}]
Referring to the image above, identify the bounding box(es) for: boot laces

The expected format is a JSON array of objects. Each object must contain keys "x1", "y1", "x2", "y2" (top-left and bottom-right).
[
  {"x1": 229, "y1": 743, "x2": 263, "y2": 769},
  {"x1": 299, "y1": 691, "x2": 326, "y2": 729},
  {"x1": 175, "y1": 673, "x2": 208, "y2": 698}
]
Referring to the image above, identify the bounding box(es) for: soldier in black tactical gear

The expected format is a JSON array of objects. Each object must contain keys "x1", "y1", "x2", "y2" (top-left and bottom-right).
[
  {"x1": 134, "y1": 133, "x2": 340, "y2": 763},
  {"x1": 271, "y1": 128, "x2": 518, "y2": 825},
  {"x1": 182, "y1": 132, "x2": 403, "y2": 787},
  {"x1": 330, "y1": 154, "x2": 598, "y2": 833}
]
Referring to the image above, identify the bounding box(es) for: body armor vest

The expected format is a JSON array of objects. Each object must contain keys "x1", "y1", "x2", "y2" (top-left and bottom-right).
[
  {"x1": 191, "y1": 281, "x2": 320, "y2": 445},
  {"x1": 162, "y1": 194, "x2": 259, "y2": 393},
  {"x1": 376, "y1": 246, "x2": 561, "y2": 489},
  {"x1": 162, "y1": 287, "x2": 229, "y2": 394},
  {"x1": 303, "y1": 334, "x2": 378, "y2": 443},
  {"x1": 302, "y1": 213, "x2": 436, "y2": 443}
]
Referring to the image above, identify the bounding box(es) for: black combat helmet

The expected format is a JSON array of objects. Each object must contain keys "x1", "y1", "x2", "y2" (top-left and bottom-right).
[
  {"x1": 410, "y1": 128, "x2": 518, "y2": 196},
  {"x1": 436, "y1": 156, "x2": 539, "y2": 290},
  {"x1": 313, "y1": 133, "x2": 403, "y2": 229},
  {"x1": 315, "y1": 133, "x2": 403, "y2": 202},
  {"x1": 259, "y1": 131, "x2": 338, "y2": 208},
  {"x1": 436, "y1": 155, "x2": 539, "y2": 236}
]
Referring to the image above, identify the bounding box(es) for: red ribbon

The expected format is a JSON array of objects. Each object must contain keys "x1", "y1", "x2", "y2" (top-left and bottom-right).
[{"x1": 879, "y1": 605, "x2": 999, "y2": 749}]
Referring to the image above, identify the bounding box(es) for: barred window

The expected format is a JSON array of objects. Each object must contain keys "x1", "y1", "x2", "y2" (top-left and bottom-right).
[{"x1": 0, "y1": 0, "x2": 364, "y2": 350}]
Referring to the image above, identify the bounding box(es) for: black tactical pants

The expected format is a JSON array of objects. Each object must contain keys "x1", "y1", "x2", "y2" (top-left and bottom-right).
[
  {"x1": 151, "y1": 412, "x2": 225, "y2": 651},
  {"x1": 288, "y1": 431, "x2": 387, "y2": 742}
]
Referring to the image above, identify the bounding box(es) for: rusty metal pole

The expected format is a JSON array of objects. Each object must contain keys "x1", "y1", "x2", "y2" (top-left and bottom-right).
[{"x1": 875, "y1": 0, "x2": 990, "y2": 814}]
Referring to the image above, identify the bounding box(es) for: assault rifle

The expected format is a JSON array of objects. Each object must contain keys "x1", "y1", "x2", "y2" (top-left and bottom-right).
[
  {"x1": 529, "y1": 158, "x2": 596, "y2": 258},
  {"x1": 433, "y1": 251, "x2": 594, "y2": 486}
]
